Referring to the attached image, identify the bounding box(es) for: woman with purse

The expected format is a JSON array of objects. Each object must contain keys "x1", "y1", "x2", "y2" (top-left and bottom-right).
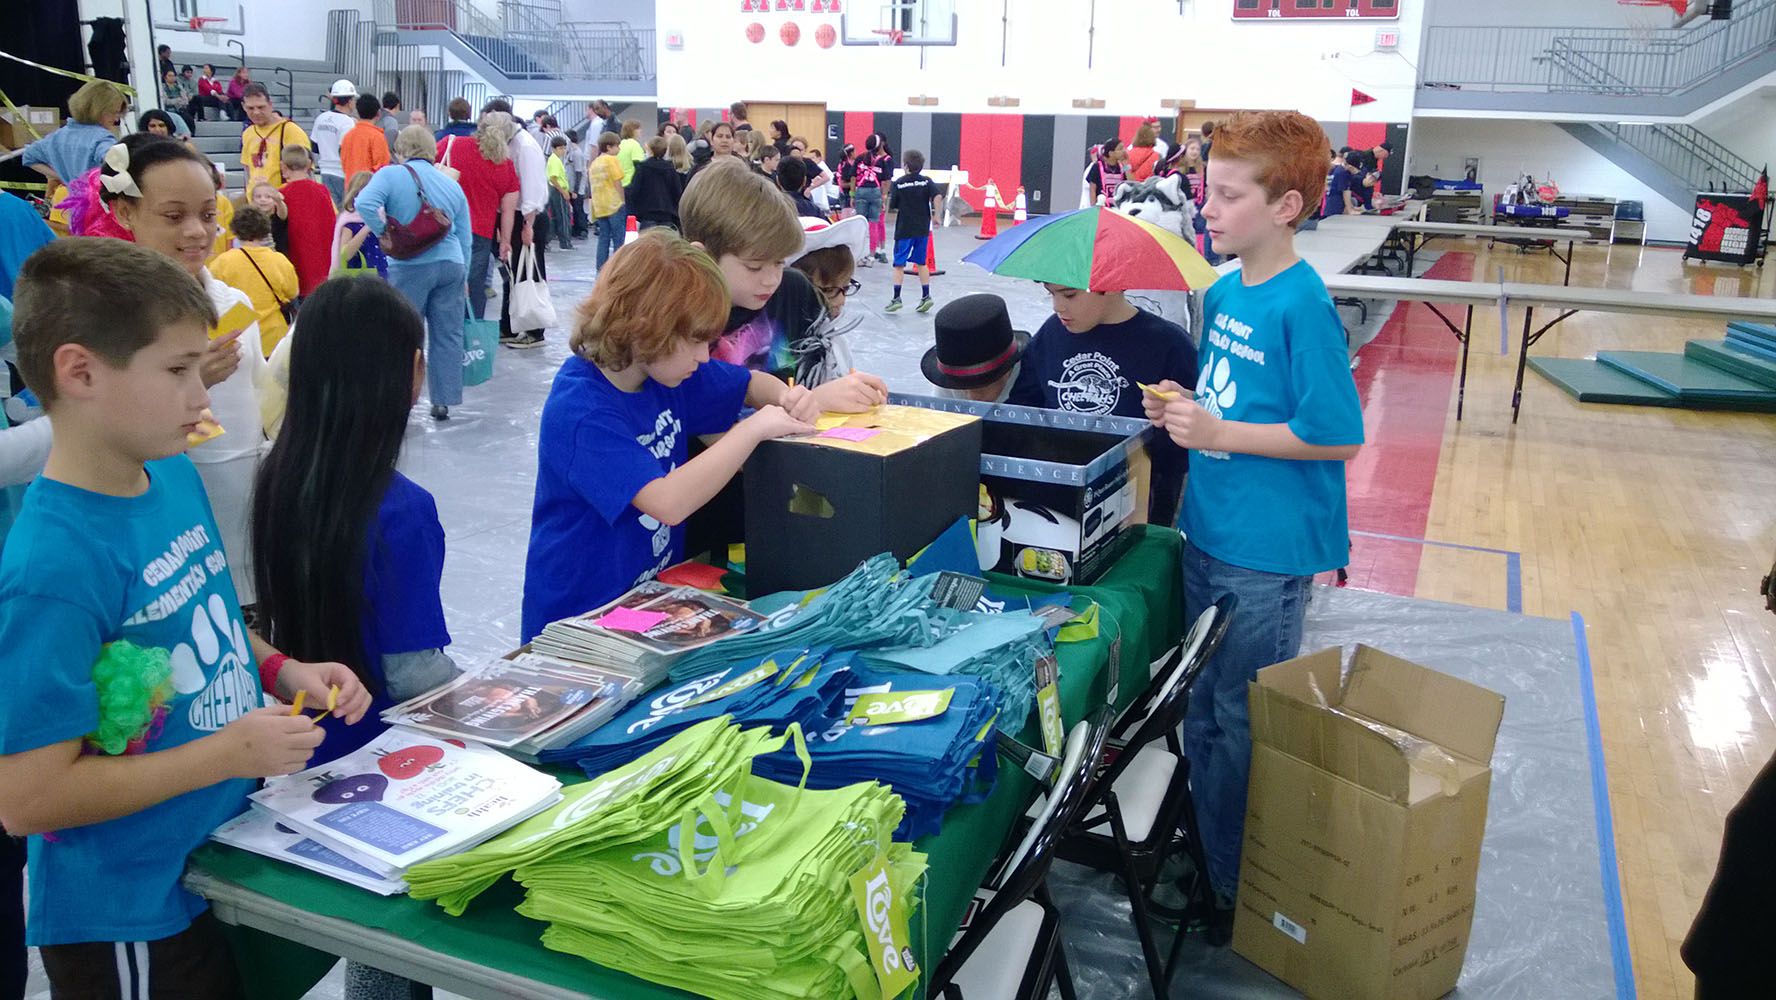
[
  {"x1": 210, "y1": 205, "x2": 300, "y2": 355},
  {"x1": 353, "y1": 125, "x2": 474, "y2": 420}
]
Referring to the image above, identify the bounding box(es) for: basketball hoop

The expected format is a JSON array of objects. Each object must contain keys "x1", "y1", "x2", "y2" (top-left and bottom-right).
[
  {"x1": 190, "y1": 15, "x2": 225, "y2": 46},
  {"x1": 871, "y1": 27, "x2": 904, "y2": 45}
]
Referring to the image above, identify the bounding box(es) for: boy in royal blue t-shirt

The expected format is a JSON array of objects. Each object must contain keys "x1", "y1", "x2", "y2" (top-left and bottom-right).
[
  {"x1": 522, "y1": 230, "x2": 883, "y2": 642},
  {"x1": 1142, "y1": 111, "x2": 1365, "y2": 912},
  {"x1": 0, "y1": 239, "x2": 367, "y2": 997}
]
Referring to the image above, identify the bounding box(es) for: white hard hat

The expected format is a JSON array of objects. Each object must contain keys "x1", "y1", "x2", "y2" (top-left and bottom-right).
[{"x1": 329, "y1": 79, "x2": 358, "y2": 98}]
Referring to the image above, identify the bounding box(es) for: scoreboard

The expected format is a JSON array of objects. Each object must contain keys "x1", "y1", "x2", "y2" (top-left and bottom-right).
[{"x1": 1232, "y1": 0, "x2": 1401, "y2": 18}]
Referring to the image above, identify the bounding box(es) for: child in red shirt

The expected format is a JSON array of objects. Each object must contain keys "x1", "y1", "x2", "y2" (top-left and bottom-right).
[{"x1": 277, "y1": 144, "x2": 339, "y2": 295}]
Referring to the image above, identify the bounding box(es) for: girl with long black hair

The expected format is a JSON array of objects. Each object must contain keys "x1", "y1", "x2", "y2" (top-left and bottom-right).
[{"x1": 251, "y1": 276, "x2": 460, "y2": 767}]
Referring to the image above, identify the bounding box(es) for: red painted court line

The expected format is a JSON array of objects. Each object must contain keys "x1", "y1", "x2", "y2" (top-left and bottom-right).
[{"x1": 1342, "y1": 252, "x2": 1475, "y2": 597}]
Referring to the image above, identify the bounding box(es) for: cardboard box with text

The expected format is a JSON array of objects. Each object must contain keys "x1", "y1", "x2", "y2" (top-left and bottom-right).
[{"x1": 1233, "y1": 645, "x2": 1505, "y2": 1000}]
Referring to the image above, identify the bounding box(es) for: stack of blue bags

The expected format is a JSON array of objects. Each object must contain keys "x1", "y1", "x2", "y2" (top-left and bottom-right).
[
  {"x1": 756, "y1": 666, "x2": 1001, "y2": 840},
  {"x1": 539, "y1": 647, "x2": 851, "y2": 771}
]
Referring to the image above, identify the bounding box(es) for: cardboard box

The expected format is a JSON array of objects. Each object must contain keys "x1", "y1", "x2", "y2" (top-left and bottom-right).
[
  {"x1": 891, "y1": 393, "x2": 1156, "y2": 585},
  {"x1": 0, "y1": 106, "x2": 60, "y2": 150},
  {"x1": 742, "y1": 404, "x2": 981, "y2": 596},
  {"x1": 1232, "y1": 646, "x2": 1505, "y2": 1000}
]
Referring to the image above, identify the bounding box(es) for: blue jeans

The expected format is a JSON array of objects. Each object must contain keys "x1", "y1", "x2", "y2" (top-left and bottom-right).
[
  {"x1": 548, "y1": 189, "x2": 574, "y2": 250},
  {"x1": 594, "y1": 213, "x2": 622, "y2": 271},
  {"x1": 853, "y1": 185, "x2": 882, "y2": 221},
  {"x1": 388, "y1": 259, "x2": 467, "y2": 407},
  {"x1": 469, "y1": 234, "x2": 494, "y2": 320},
  {"x1": 320, "y1": 173, "x2": 346, "y2": 206},
  {"x1": 1180, "y1": 538, "x2": 1312, "y2": 899}
]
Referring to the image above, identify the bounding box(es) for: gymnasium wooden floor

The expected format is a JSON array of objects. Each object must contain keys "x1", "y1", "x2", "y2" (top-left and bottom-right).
[{"x1": 1341, "y1": 239, "x2": 1776, "y2": 1000}]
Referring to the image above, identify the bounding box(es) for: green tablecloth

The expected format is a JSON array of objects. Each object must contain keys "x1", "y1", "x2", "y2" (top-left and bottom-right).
[{"x1": 191, "y1": 526, "x2": 1183, "y2": 1000}]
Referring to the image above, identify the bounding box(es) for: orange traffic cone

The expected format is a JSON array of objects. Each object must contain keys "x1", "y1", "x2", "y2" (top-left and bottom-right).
[
  {"x1": 925, "y1": 232, "x2": 944, "y2": 276},
  {"x1": 624, "y1": 214, "x2": 640, "y2": 245},
  {"x1": 1013, "y1": 187, "x2": 1028, "y2": 225},
  {"x1": 975, "y1": 186, "x2": 999, "y2": 240}
]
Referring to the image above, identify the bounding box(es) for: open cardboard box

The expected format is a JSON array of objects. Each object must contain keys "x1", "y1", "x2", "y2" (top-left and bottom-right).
[{"x1": 1233, "y1": 645, "x2": 1505, "y2": 1000}]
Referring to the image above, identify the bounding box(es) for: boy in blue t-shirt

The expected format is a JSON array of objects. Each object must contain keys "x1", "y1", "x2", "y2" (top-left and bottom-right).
[
  {"x1": 0, "y1": 239, "x2": 368, "y2": 997},
  {"x1": 1142, "y1": 111, "x2": 1365, "y2": 910},
  {"x1": 523, "y1": 230, "x2": 883, "y2": 642}
]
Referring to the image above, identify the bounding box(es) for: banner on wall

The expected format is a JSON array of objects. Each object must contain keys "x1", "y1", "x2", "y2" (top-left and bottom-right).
[{"x1": 1684, "y1": 193, "x2": 1766, "y2": 265}]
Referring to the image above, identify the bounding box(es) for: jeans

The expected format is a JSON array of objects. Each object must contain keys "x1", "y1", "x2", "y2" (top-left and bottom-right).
[
  {"x1": 320, "y1": 172, "x2": 346, "y2": 206},
  {"x1": 389, "y1": 259, "x2": 468, "y2": 406},
  {"x1": 548, "y1": 189, "x2": 574, "y2": 250},
  {"x1": 468, "y1": 234, "x2": 494, "y2": 320},
  {"x1": 2, "y1": 833, "x2": 22, "y2": 1000},
  {"x1": 1179, "y1": 538, "x2": 1312, "y2": 899},
  {"x1": 499, "y1": 234, "x2": 547, "y2": 338},
  {"x1": 571, "y1": 194, "x2": 589, "y2": 236},
  {"x1": 594, "y1": 213, "x2": 622, "y2": 271}
]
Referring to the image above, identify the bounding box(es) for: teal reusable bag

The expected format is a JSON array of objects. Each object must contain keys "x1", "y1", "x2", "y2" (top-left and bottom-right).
[{"x1": 463, "y1": 309, "x2": 498, "y2": 388}]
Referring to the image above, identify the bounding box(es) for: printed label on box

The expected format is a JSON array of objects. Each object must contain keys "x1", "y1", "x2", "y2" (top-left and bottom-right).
[{"x1": 1272, "y1": 911, "x2": 1307, "y2": 945}]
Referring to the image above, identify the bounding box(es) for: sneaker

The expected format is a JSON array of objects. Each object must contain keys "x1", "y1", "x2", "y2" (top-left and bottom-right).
[
  {"x1": 876, "y1": 251, "x2": 890, "y2": 264},
  {"x1": 858, "y1": 256, "x2": 874, "y2": 268},
  {"x1": 498, "y1": 331, "x2": 520, "y2": 344},
  {"x1": 885, "y1": 298, "x2": 904, "y2": 313},
  {"x1": 507, "y1": 333, "x2": 545, "y2": 350},
  {"x1": 430, "y1": 404, "x2": 449, "y2": 421},
  {"x1": 916, "y1": 296, "x2": 935, "y2": 313}
]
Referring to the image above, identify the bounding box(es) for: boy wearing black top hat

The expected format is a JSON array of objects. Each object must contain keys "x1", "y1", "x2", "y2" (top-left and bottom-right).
[{"x1": 922, "y1": 294, "x2": 1028, "y2": 403}]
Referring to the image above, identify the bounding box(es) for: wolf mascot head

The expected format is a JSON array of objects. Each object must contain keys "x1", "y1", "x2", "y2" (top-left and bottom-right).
[{"x1": 1111, "y1": 173, "x2": 1197, "y2": 239}]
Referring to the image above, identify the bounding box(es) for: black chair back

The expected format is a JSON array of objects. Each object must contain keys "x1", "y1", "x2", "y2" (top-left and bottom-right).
[
  {"x1": 929, "y1": 708, "x2": 1112, "y2": 994},
  {"x1": 1107, "y1": 595, "x2": 1236, "y2": 759}
]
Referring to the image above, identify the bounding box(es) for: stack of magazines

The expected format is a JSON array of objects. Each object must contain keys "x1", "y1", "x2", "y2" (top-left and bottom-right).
[
  {"x1": 212, "y1": 728, "x2": 563, "y2": 892},
  {"x1": 381, "y1": 653, "x2": 641, "y2": 763},
  {"x1": 530, "y1": 582, "x2": 767, "y2": 687}
]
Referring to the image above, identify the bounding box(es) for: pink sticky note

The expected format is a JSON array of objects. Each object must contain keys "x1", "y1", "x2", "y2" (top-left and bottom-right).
[
  {"x1": 820, "y1": 427, "x2": 880, "y2": 442},
  {"x1": 596, "y1": 607, "x2": 671, "y2": 632}
]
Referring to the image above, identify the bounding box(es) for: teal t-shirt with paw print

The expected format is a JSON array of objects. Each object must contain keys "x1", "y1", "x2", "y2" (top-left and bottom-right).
[
  {"x1": 0, "y1": 454, "x2": 260, "y2": 946},
  {"x1": 1180, "y1": 260, "x2": 1365, "y2": 576}
]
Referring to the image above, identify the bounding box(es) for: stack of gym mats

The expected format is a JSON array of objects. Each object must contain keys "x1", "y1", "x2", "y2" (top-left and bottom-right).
[
  {"x1": 405, "y1": 718, "x2": 921, "y2": 1000},
  {"x1": 755, "y1": 667, "x2": 1002, "y2": 840},
  {"x1": 1529, "y1": 322, "x2": 1776, "y2": 412}
]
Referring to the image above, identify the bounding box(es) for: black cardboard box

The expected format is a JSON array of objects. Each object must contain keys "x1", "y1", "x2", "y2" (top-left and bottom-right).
[
  {"x1": 742, "y1": 404, "x2": 982, "y2": 596},
  {"x1": 891, "y1": 393, "x2": 1156, "y2": 585}
]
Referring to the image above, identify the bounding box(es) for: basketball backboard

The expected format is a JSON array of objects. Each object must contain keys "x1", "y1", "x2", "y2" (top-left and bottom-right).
[
  {"x1": 156, "y1": 0, "x2": 243, "y2": 35},
  {"x1": 840, "y1": 0, "x2": 959, "y2": 46}
]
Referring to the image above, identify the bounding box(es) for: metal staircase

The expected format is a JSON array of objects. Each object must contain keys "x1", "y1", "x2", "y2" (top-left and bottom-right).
[
  {"x1": 1419, "y1": 0, "x2": 1776, "y2": 115},
  {"x1": 358, "y1": 0, "x2": 655, "y2": 97}
]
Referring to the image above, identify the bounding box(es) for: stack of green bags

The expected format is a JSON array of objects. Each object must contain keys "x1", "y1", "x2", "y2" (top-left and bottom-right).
[
  {"x1": 405, "y1": 716, "x2": 926, "y2": 1000},
  {"x1": 405, "y1": 716, "x2": 780, "y2": 915},
  {"x1": 521, "y1": 775, "x2": 923, "y2": 1000}
]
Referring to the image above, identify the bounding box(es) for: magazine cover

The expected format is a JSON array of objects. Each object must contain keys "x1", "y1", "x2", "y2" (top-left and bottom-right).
[
  {"x1": 211, "y1": 810, "x2": 408, "y2": 895},
  {"x1": 622, "y1": 588, "x2": 767, "y2": 653},
  {"x1": 383, "y1": 660, "x2": 611, "y2": 748},
  {"x1": 249, "y1": 728, "x2": 562, "y2": 872}
]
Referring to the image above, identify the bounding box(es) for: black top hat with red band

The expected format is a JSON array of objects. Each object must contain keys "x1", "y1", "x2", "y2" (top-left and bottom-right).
[{"x1": 921, "y1": 294, "x2": 1031, "y2": 390}]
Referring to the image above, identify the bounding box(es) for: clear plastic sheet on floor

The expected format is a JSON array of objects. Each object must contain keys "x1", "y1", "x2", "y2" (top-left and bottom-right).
[{"x1": 1049, "y1": 586, "x2": 1618, "y2": 1000}]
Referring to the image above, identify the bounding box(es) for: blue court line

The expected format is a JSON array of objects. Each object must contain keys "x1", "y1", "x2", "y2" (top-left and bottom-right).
[
  {"x1": 1572, "y1": 611, "x2": 1637, "y2": 1000},
  {"x1": 1349, "y1": 529, "x2": 1523, "y2": 613}
]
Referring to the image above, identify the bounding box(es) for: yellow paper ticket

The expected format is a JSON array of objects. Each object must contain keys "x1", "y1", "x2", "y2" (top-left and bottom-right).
[
  {"x1": 1137, "y1": 382, "x2": 1179, "y2": 400},
  {"x1": 186, "y1": 409, "x2": 225, "y2": 447},
  {"x1": 210, "y1": 301, "x2": 257, "y2": 341}
]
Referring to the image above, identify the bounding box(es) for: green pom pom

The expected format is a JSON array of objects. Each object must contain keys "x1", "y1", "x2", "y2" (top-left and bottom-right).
[{"x1": 86, "y1": 640, "x2": 175, "y2": 755}]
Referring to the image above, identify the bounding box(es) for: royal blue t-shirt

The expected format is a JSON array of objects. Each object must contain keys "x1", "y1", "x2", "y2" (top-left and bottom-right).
[
  {"x1": 311, "y1": 471, "x2": 453, "y2": 762},
  {"x1": 1181, "y1": 261, "x2": 1365, "y2": 576},
  {"x1": 522, "y1": 356, "x2": 752, "y2": 642},
  {"x1": 0, "y1": 456, "x2": 259, "y2": 946}
]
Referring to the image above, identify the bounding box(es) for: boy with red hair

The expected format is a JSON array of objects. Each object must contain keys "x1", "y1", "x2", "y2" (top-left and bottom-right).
[{"x1": 1142, "y1": 111, "x2": 1365, "y2": 916}]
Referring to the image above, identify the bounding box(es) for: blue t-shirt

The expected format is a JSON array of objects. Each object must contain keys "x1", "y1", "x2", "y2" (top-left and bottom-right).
[
  {"x1": 0, "y1": 455, "x2": 259, "y2": 946},
  {"x1": 521, "y1": 356, "x2": 752, "y2": 642},
  {"x1": 1181, "y1": 261, "x2": 1364, "y2": 576},
  {"x1": 0, "y1": 192, "x2": 55, "y2": 301},
  {"x1": 1324, "y1": 166, "x2": 1352, "y2": 216},
  {"x1": 312, "y1": 472, "x2": 452, "y2": 762}
]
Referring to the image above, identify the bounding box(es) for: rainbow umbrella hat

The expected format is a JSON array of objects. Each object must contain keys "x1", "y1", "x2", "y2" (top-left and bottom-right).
[{"x1": 961, "y1": 206, "x2": 1221, "y2": 292}]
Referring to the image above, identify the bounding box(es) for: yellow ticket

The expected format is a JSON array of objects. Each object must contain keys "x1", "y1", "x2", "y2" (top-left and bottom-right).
[
  {"x1": 1137, "y1": 382, "x2": 1179, "y2": 400},
  {"x1": 210, "y1": 301, "x2": 257, "y2": 341},
  {"x1": 186, "y1": 409, "x2": 225, "y2": 447}
]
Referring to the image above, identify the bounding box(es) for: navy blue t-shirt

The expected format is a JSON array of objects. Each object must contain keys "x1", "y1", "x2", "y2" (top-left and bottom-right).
[
  {"x1": 522, "y1": 355, "x2": 752, "y2": 642},
  {"x1": 312, "y1": 472, "x2": 453, "y2": 762},
  {"x1": 1008, "y1": 307, "x2": 1198, "y2": 420},
  {"x1": 1324, "y1": 166, "x2": 1352, "y2": 216}
]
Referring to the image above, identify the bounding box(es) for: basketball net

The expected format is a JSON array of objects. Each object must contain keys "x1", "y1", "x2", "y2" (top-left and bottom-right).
[{"x1": 191, "y1": 15, "x2": 224, "y2": 46}]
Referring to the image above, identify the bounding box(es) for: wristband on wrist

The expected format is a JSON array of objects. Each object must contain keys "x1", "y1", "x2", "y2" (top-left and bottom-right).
[{"x1": 259, "y1": 653, "x2": 290, "y2": 693}]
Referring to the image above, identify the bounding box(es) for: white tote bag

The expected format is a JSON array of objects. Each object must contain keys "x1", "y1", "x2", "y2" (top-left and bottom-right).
[
  {"x1": 437, "y1": 136, "x2": 462, "y2": 183},
  {"x1": 507, "y1": 244, "x2": 557, "y2": 332}
]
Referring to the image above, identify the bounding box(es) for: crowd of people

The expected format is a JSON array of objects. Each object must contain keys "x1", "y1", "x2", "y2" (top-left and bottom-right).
[{"x1": 0, "y1": 59, "x2": 1383, "y2": 998}]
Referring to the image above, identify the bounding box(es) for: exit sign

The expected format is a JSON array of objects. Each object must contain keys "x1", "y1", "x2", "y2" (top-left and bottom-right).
[{"x1": 1375, "y1": 27, "x2": 1400, "y2": 48}]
